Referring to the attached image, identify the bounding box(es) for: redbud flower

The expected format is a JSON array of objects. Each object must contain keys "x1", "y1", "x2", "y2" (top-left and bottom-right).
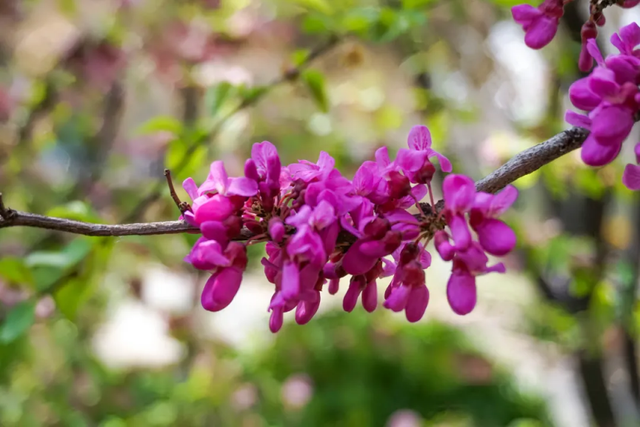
[{"x1": 512, "y1": 0, "x2": 563, "y2": 50}]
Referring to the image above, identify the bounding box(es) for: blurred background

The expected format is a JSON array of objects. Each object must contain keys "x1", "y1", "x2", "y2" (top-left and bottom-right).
[{"x1": 1, "y1": 0, "x2": 640, "y2": 426}]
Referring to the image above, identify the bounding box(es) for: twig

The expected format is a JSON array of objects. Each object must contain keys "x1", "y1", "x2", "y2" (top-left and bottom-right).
[
  {"x1": 475, "y1": 127, "x2": 589, "y2": 193},
  {"x1": 0, "y1": 126, "x2": 592, "y2": 237},
  {"x1": 0, "y1": 192, "x2": 15, "y2": 220},
  {"x1": 165, "y1": 169, "x2": 191, "y2": 214}
]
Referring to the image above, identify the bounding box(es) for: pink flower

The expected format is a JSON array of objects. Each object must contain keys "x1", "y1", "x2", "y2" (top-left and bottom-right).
[
  {"x1": 396, "y1": 125, "x2": 452, "y2": 184},
  {"x1": 623, "y1": 143, "x2": 640, "y2": 190},
  {"x1": 512, "y1": 0, "x2": 564, "y2": 50}
]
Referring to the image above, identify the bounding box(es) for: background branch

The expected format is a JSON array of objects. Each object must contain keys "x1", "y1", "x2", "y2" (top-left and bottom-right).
[{"x1": 0, "y1": 125, "x2": 591, "y2": 237}]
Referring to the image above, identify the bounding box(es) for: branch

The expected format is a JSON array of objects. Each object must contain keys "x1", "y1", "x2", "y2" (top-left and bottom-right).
[
  {"x1": 0, "y1": 126, "x2": 591, "y2": 237},
  {"x1": 475, "y1": 126, "x2": 589, "y2": 193}
]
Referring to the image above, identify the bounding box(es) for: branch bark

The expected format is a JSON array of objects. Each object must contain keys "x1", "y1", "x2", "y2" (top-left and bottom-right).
[{"x1": 0, "y1": 126, "x2": 591, "y2": 237}]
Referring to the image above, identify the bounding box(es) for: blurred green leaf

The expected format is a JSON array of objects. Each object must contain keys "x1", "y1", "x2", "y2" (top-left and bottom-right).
[
  {"x1": 0, "y1": 257, "x2": 34, "y2": 287},
  {"x1": 401, "y1": 0, "x2": 438, "y2": 8},
  {"x1": 204, "y1": 82, "x2": 234, "y2": 116},
  {"x1": 341, "y1": 8, "x2": 379, "y2": 33},
  {"x1": 46, "y1": 201, "x2": 101, "y2": 223},
  {"x1": 137, "y1": 116, "x2": 183, "y2": 136},
  {"x1": 302, "y1": 13, "x2": 337, "y2": 34},
  {"x1": 25, "y1": 239, "x2": 93, "y2": 269},
  {"x1": 239, "y1": 85, "x2": 270, "y2": 105},
  {"x1": 290, "y1": 0, "x2": 333, "y2": 14},
  {"x1": 301, "y1": 69, "x2": 329, "y2": 112},
  {"x1": 0, "y1": 301, "x2": 36, "y2": 344},
  {"x1": 53, "y1": 278, "x2": 87, "y2": 321},
  {"x1": 291, "y1": 49, "x2": 311, "y2": 67}
]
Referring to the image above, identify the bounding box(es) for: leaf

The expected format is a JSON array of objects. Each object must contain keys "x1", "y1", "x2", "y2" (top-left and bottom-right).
[
  {"x1": 0, "y1": 257, "x2": 34, "y2": 287},
  {"x1": 302, "y1": 14, "x2": 336, "y2": 34},
  {"x1": 204, "y1": 82, "x2": 234, "y2": 116},
  {"x1": 301, "y1": 70, "x2": 329, "y2": 112},
  {"x1": 54, "y1": 278, "x2": 87, "y2": 321},
  {"x1": 46, "y1": 201, "x2": 101, "y2": 223},
  {"x1": 25, "y1": 238, "x2": 93, "y2": 269},
  {"x1": 239, "y1": 86, "x2": 269, "y2": 105},
  {"x1": 137, "y1": 116, "x2": 183, "y2": 136},
  {"x1": 290, "y1": 0, "x2": 333, "y2": 14},
  {"x1": 0, "y1": 301, "x2": 36, "y2": 344}
]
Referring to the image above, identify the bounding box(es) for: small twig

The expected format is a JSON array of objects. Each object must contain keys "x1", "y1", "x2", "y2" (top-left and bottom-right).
[
  {"x1": 164, "y1": 169, "x2": 191, "y2": 214},
  {"x1": 0, "y1": 192, "x2": 15, "y2": 220}
]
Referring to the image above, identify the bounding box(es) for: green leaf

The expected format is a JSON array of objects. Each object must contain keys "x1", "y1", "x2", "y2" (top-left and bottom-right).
[
  {"x1": 25, "y1": 238, "x2": 93, "y2": 269},
  {"x1": 54, "y1": 278, "x2": 88, "y2": 321},
  {"x1": 301, "y1": 69, "x2": 329, "y2": 112},
  {"x1": 401, "y1": 0, "x2": 438, "y2": 8},
  {"x1": 204, "y1": 82, "x2": 234, "y2": 116},
  {"x1": 239, "y1": 86, "x2": 270, "y2": 105},
  {"x1": 290, "y1": 0, "x2": 333, "y2": 14},
  {"x1": 302, "y1": 14, "x2": 336, "y2": 34},
  {"x1": 291, "y1": 49, "x2": 311, "y2": 67},
  {"x1": 136, "y1": 116, "x2": 183, "y2": 136},
  {"x1": 0, "y1": 301, "x2": 36, "y2": 344},
  {"x1": 46, "y1": 201, "x2": 101, "y2": 223},
  {"x1": 0, "y1": 257, "x2": 34, "y2": 287}
]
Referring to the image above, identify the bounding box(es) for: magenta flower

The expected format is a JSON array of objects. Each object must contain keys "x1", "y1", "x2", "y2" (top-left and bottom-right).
[
  {"x1": 469, "y1": 186, "x2": 518, "y2": 256},
  {"x1": 397, "y1": 125, "x2": 452, "y2": 184},
  {"x1": 446, "y1": 243, "x2": 506, "y2": 315},
  {"x1": 623, "y1": 143, "x2": 640, "y2": 190},
  {"x1": 512, "y1": 0, "x2": 564, "y2": 50},
  {"x1": 182, "y1": 131, "x2": 516, "y2": 331},
  {"x1": 383, "y1": 243, "x2": 431, "y2": 322}
]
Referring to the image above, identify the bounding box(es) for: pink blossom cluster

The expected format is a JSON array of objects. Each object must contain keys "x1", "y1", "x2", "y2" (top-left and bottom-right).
[
  {"x1": 566, "y1": 22, "x2": 640, "y2": 190},
  {"x1": 180, "y1": 126, "x2": 518, "y2": 332},
  {"x1": 512, "y1": 0, "x2": 639, "y2": 70},
  {"x1": 512, "y1": 2, "x2": 640, "y2": 191}
]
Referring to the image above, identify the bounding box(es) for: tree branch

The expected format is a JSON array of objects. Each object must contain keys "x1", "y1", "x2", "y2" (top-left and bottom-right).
[
  {"x1": 0, "y1": 126, "x2": 591, "y2": 237},
  {"x1": 475, "y1": 127, "x2": 589, "y2": 193}
]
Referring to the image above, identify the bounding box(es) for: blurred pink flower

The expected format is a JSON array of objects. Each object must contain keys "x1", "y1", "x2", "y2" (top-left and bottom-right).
[
  {"x1": 281, "y1": 374, "x2": 313, "y2": 409},
  {"x1": 386, "y1": 409, "x2": 422, "y2": 427}
]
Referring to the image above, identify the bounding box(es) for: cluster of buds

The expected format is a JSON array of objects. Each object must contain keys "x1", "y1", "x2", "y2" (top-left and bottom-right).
[{"x1": 179, "y1": 126, "x2": 518, "y2": 332}]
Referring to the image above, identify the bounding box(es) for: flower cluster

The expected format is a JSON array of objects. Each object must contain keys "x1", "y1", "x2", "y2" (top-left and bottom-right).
[
  {"x1": 179, "y1": 126, "x2": 518, "y2": 332},
  {"x1": 566, "y1": 23, "x2": 640, "y2": 182},
  {"x1": 512, "y1": 2, "x2": 640, "y2": 191},
  {"x1": 512, "y1": 0, "x2": 639, "y2": 67}
]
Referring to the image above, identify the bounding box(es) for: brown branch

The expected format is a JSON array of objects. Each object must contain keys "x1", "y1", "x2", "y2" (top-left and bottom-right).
[
  {"x1": 475, "y1": 127, "x2": 589, "y2": 193},
  {"x1": 0, "y1": 126, "x2": 592, "y2": 237}
]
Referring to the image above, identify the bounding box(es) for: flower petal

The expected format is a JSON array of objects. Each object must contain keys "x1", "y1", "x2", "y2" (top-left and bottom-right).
[
  {"x1": 194, "y1": 195, "x2": 234, "y2": 224},
  {"x1": 474, "y1": 218, "x2": 516, "y2": 256},
  {"x1": 443, "y1": 174, "x2": 475, "y2": 212},
  {"x1": 565, "y1": 111, "x2": 592, "y2": 129},
  {"x1": 201, "y1": 268, "x2": 242, "y2": 312},
  {"x1": 407, "y1": 125, "x2": 433, "y2": 151},
  {"x1": 362, "y1": 281, "x2": 378, "y2": 313},
  {"x1": 511, "y1": 4, "x2": 541, "y2": 25},
  {"x1": 226, "y1": 177, "x2": 258, "y2": 197},
  {"x1": 449, "y1": 213, "x2": 472, "y2": 251},
  {"x1": 405, "y1": 284, "x2": 429, "y2": 322},
  {"x1": 383, "y1": 284, "x2": 410, "y2": 312},
  {"x1": 281, "y1": 261, "x2": 301, "y2": 300},
  {"x1": 524, "y1": 15, "x2": 559, "y2": 49},
  {"x1": 591, "y1": 105, "x2": 634, "y2": 146},
  {"x1": 580, "y1": 134, "x2": 622, "y2": 167},
  {"x1": 209, "y1": 161, "x2": 229, "y2": 194},
  {"x1": 447, "y1": 270, "x2": 477, "y2": 315},
  {"x1": 623, "y1": 164, "x2": 640, "y2": 190},
  {"x1": 182, "y1": 177, "x2": 199, "y2": 200}
]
